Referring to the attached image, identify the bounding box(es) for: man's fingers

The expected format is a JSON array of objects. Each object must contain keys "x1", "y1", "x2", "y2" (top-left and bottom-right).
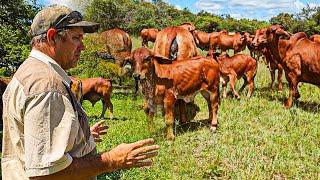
[
  {"x1": 94, "y1": 138, "x2": 102, "y2": 142},
  {"x1": 96, "y1": 120, "x2": 106, "y2": 126},
  {"x1": 131, "y1": 138, "x2": 155, "y2": 149},
  {"x1": 92, "y1": 120, "x2": 106, "y2": 129},
  {"x1": 129, "y1": 151, "x2": 158, "y2": 161},
  {"x1": 130, "y1": 145, "x2": 160, "y2": 157},
  {"x1": 98, "y1": 125, "x2": 109, "y2": 131},
  {"x1": 91, "y1": 132, "x2": 99, "y2": 137},
  {"x1": 99, "y1": 130, "x2": 108, "y2": 135}
]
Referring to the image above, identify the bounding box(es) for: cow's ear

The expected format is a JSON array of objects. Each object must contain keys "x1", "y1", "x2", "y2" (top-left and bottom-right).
[{"x1": 153, "y1": 55, "x2": 172, "y2": 64}]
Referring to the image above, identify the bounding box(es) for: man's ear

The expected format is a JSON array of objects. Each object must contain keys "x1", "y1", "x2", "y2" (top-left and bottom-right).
[{"x1": 47, "y1": 28, "x2": 57, "y2": 45}]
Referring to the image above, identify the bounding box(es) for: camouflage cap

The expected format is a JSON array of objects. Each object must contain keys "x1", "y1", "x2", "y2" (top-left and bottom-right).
[{"x1": 29, "y1": 4, "x2": 99, "y2": 37}]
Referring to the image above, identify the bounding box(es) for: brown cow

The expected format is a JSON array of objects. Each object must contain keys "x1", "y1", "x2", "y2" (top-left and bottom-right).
[
  {"x1": 212, "y1": 31, "x2": 247, "y2": 54},
  {"x1": 140, "y1": 28, "x2": 159, "y2": 47},
  {"x1": 193, "y1": 30, "x2": 226, "y2": 51},
  {"x1": 252, "y1": 28, "x2": 285, "y2": 92},
  {"x1": 132, "y1": 47, "x2": 220, "y2": 140},
  {"x1": 152, "y1": 25, "x2": 199, "y2": 123},
  {"x1": 309, "y1": 34, "x2": 320, "y2": 44},
  {"x1": 71, "y1": 77, "x2": 113, "y2": 119},
  {"x1": 100, "y1": 28, "x2": 132, "y2": 66},
  {"x1": 211, "y1": 53, "x2": 257, "y2": 99},
  {"x1": 192, "y1": 30, "x2": 211, "y2": 50},
  {"x1": 252, "y1": 25, "x2": 320, "y2": 108}
]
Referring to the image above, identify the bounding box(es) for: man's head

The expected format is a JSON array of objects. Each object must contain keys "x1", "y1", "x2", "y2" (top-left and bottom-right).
[{"x1": 29, "y1": 4, "x2": 99, "y2": 70}]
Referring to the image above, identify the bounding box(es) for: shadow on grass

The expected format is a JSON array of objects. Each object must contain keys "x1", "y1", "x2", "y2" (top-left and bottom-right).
[
  {"x1": 175, "y1": 119, "x2": 211, "y2": 136},
  {"x1": 255, "y1": 86, "x2": 320, "y2": 113}
]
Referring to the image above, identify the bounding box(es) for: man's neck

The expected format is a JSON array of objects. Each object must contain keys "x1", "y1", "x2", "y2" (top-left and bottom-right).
[{"x1": 33, "y1": 44, "x2": 62, "y2": 68}]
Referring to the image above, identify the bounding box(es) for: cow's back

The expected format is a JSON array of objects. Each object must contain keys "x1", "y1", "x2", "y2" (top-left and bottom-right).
[
  {"x1": 100, "y1": 28, "x2": 132, "y2": 65},
  {"x1": 153, "y1": 26, "x2": 198, "y2": 61}
]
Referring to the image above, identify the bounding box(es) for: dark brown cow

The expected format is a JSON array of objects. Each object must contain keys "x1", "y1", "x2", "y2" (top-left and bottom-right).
[
  {"x1": 140, "y1": 28, "x2": 159, "y2": 47},
  {"x1": 71, "y1": 77, "x2": 113, "y2": 119},
  {"x1": 132, "y1": 47, "x2": 220, "y2": 140},
  {"x1": 152, "y1": 25, "x2": 199, "y2": 123},
  {"x1": 309, "y1": 34, "x2": 320, "y2": 44},
  {"x1": 100, "y1": 28, "x2": 132, "y2": 66},
  {"x1": 213, "y1": 31, "x2": 247, "y2": 54},
  {"x1": 253, "y1": 25, "x2": 320, "y2": 108},
  {"x1": 211, "y1": 53, "x2": 257, "y2": 99}
]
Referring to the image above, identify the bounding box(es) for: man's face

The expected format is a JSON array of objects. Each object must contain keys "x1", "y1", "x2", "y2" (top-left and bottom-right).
[{"x1": 56, "y1": 27, "x2": 85, "y2": 70}]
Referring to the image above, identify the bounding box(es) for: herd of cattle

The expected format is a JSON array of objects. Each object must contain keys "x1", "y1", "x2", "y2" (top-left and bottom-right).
[{"x1": 1, "y1": 23, "x2": 320, "y2": 140}]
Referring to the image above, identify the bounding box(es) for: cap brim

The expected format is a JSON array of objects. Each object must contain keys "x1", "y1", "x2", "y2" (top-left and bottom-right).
[{"x1": 66, "y1": 21, "x2": 100, "y2": 33}]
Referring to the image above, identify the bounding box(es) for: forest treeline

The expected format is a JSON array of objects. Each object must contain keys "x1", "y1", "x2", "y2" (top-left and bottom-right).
[{"x1": 0, "y1": 0, "x2": 319, "y2": 74}]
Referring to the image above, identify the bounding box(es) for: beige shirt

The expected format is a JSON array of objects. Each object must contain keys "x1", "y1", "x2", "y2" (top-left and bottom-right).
[{"x1": 1, "y1": 50, "x2": 96, "y2": 179}]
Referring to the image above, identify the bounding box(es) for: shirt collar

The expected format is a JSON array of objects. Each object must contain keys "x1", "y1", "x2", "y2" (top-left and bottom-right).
[{"x1": 29, "y1": 49, "x2": 72, "y2": 87}]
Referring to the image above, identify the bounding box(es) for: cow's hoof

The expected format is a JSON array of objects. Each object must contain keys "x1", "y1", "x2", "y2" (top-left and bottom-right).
[{"x1": 210, "y1": 126, "x2": 217, "y2": 133}]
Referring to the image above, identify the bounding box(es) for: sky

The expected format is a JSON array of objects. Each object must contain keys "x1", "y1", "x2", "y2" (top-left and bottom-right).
[{"x1": 38, "y1": 0, "x2": 320, "y2": 21}]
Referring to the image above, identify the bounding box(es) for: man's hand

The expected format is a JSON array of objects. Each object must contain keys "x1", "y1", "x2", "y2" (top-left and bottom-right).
[
  {"x1": 102, "y1": 138, "x2": 160, "y2": 171},
  {"x1": 90, "y1": 120, "x2": 108, "y2": 142}
]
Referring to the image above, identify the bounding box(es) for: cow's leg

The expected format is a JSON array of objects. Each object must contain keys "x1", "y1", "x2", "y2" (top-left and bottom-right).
[
  {"x1": 146, "y1": 99, "x2": 156, "y2": 132},
  {"x1": 277, "y1": 64, "x2": 283, "y2": 92},
  {"x1": 164, "y1": 92, "x2": 176, "y2": 140},
  {"x1": 229, "y1": 72, "x2": 240, "y2": 99},
  {"x1": 269, "y1": 62, "x2": 275, "y2": 90},
  {"x1": 239, "y1": 77, "x2": 248, "y2": 93},
  {"x1": 220, "y1": 76, "x2": 228, "y2": 98},
  {"x1": 285, "y1": 73, "x2": 299, "y2": 109},
  {"x1": 142, "y1": 39, "x2": 147, "y2": 47},
  {"x1": 105, "y1": 96, "x2": 113, "y2": 120},
  {"x1": 177, "y1": 100, "x2": 188, "y2": 124},
  {"x1": 284, "y1": 55, "x2": 301, "y2": 108},
  {"x1": 246, "y1": 75, "x2": 255, "y2": 98},
  {"x1": 100, "y1": 99, "x2": 107, "y2": 119},
  {"x1": 202, "y1": 88, "x2": 219, "y2": 133},
  {"x1": 201, "y1": 91, "x2": 212, "y2": 120}
]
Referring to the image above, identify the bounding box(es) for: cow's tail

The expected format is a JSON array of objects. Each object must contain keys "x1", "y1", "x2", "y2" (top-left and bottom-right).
[{"x1": 169, "y1": 38, "x2": 178, "y2": 61}]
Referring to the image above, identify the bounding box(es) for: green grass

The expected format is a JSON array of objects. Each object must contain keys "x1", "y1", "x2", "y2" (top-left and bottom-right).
[{"x1": 84, "y1": 37, "x2": 320, "y2": 179}]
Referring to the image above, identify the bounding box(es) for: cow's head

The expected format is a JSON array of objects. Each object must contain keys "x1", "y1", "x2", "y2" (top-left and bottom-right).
[
  {"x1": 267, "y1": 25, "x2": 291, "y2": 40},
  {"x1": 131, "y1": 47, "x2": 154, "y2": 81},
  {"x1": 252, "y1": 28, "x2": 268, "y2": 47}
]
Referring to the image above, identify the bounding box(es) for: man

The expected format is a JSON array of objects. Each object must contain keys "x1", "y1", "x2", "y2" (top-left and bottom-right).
[{"x1": 1, "y1": 4, "x2": 159, "y2": 179}]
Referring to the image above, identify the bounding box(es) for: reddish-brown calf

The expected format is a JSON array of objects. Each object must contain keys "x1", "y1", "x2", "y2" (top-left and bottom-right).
[{"x1": 132, "y1": 47, "x2": 220, "y2": 140}]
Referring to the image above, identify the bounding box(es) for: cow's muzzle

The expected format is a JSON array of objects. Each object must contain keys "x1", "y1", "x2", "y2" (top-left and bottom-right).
[{"x1": 133, "y1": 73, "x2": 141, "y2": 81}]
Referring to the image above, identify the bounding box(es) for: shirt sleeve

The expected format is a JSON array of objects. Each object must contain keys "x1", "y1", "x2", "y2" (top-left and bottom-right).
[{"x1": 23, "y1": 91, "x2": 79, "y2": 177}]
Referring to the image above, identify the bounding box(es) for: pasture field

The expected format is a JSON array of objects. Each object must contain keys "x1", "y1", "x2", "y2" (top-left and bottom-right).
[
  {"x1": 90, "y1": 38, "x2": 320, "y2": 179},
  {"x1": 1, "y1": 37, "x2": 320, "y2": 179}
]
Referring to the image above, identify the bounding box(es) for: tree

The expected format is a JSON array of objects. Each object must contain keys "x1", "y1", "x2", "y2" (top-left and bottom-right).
[{"x1": 0, "y1": 0, "x2": 39, "y2": 74}]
